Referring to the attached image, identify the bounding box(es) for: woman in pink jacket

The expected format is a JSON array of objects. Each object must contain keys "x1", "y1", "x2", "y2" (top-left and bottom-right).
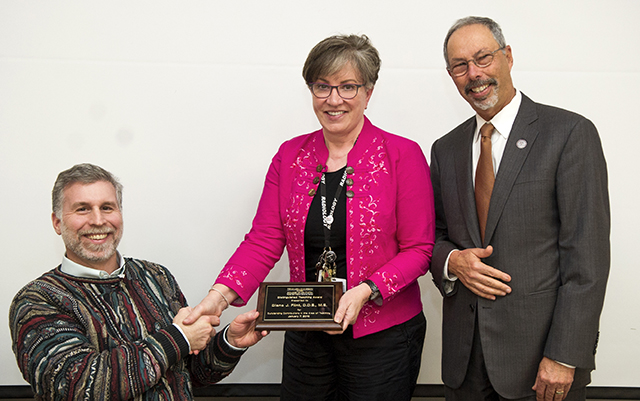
[{"x1": 189, "y1": 34, "x2": 435, "y2": 401}]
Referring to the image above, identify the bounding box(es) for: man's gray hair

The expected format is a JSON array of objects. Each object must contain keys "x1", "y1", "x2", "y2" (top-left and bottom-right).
[
  {"x1": 443, "y1": 16, "x2": 507, "y2": 69},
  {"x1": 52, "y1": 163, "x2": 123, "y2": 217}
]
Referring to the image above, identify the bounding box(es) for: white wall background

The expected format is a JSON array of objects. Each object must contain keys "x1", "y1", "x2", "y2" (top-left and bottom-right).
[{"x1": 1, "y1": 0, "x2": 638, "y2": 387}]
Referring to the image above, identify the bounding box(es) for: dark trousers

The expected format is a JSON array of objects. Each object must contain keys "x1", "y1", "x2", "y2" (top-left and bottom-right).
[
  {"x1": 280, "y1": 311, "x2": 426, "y2": 401},
  {"x1": 444, "y1": 318, "x2": 586, "y2": 401}
]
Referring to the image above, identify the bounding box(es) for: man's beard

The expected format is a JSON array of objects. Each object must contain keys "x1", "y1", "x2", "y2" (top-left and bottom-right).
[
  {"x1": 60, "y1": 223, "x2": 122, "y2": 265},
  {"x1": 466, "y1": 78, "x2": 499, "y2": 111}
]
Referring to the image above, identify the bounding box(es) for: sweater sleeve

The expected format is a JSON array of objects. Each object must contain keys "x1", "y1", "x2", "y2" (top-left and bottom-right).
[
  {"x1": 9, "y1": 281, "x2": 189, "y2": 400},
  {"x1": 188, "y1": 325, "x2": 247, "y2": 386}
]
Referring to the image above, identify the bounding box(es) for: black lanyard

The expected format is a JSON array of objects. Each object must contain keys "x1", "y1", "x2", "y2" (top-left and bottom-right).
[
  {"x1": 316, "y1": 168, "x2": 347, "y2": 281},
  {"x1": 320, "y1": 169, "x2": 347, "y2": 233}
]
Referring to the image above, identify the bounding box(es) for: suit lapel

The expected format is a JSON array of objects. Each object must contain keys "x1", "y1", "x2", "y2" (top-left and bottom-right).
[
  {"x1": 484, "y1": 95, "x2": 539, "y2": 245},
  {"x1": 453, "y1": 118, "x2": 484, "y2": 248}
]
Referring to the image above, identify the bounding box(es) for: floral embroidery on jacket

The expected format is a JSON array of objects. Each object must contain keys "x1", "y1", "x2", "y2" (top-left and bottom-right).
[
  {"x1": 284, "y1": 139, "x2": 319, "y2": 282},
  {"x1": 284, "y1": 192, "x2": 308, "y2": 282},
  {"x1": 216, "y1": 117, "x2": 434, "y2": 338},
  {"x1": 217, "y1": 268, "x2": 248, "y2": 290}
]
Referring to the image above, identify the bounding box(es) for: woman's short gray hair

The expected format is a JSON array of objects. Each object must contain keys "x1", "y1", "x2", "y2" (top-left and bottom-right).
[
  {"x1": 52, "y1": 163, "x2": 123, "y2": 217},
  {"x1": 303, "y1": 34, "x2": 381, "y2": 90},
  {"x1": 443, "y1": 16, "x2": 507, "y2": 69}
]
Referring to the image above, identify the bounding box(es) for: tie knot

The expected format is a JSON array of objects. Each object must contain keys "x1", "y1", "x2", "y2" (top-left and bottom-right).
[{"x1": 480, "y1": 123, "x2": 494, "y2": 139}]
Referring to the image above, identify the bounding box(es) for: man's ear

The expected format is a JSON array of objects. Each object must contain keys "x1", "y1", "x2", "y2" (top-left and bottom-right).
[
  {"x1": 504, "y1": 45, "x2": 514, "y2": 69},
  {"x1": 52, "y1": 212, "x2": 62, "y2": 235}
]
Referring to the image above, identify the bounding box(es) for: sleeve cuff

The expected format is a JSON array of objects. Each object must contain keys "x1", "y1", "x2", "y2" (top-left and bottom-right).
[
  {"x1": 149, "y1": 324, "x2": 191, "y2": 367},
  {"x1": 443, "y1": 249, "x2": 459, "y2": 282},
  {"x1": 212, "y1": 325, "x2": 247, "y2": 364},
  {"x1": 172, "y1": 323, "x2": 191, "y2": 353},
  {"x1": 555, "y1": 360, "x2": 576, "y2": 369},
  {"x1": 443, "y1": 250, "x2": 459, "y2": 295},
  {"x1": 223, "y1": 325, "x2": 248, "y2": 351}
]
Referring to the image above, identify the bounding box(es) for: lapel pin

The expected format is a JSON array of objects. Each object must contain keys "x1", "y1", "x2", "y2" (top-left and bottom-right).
[{"x1": 516, "y1": 139, "x2": 527, "y2": 149}]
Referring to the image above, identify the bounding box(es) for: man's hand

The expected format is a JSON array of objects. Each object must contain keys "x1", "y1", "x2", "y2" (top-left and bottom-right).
[
  {"x1": 227, "y1": 310, "x2": 269, "y2": 348},
  {"x1": 329, "y1": 283, "x2": 371, "y2": 334},
  {"x1": 183, "y1": 284, "x2": 238, "y2": 325},
  {"x1": 173, "y1": 307, "x2": 219, "y2": 353},
  {"x1": 532, "y1": 357, "x2": 575, "y2": 401},
  {"x1": 448, "y1": 246, "x2": 511, "y2": 300}
]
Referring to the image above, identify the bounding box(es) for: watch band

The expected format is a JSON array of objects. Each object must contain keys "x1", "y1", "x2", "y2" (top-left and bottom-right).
[{"x1": 364, "y1": 279, "x2": 380, "y2": 301}]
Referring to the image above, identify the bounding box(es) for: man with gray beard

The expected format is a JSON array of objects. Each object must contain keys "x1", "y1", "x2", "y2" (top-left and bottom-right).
[
  {"x1": 9, "y1": 163, "x2": 267, "y2": 400},
  {"x1": 429, "y1": 16, "x2": 610, "y2": 401}
]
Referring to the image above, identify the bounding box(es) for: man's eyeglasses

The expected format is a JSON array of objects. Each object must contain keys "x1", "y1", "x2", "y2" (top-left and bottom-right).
[
  {"x1": 308, "y1": 83, "x2": 364, "y2": 99},
  {"x1": 448, "y1": 47, "x2": 506, "y2": 77}
]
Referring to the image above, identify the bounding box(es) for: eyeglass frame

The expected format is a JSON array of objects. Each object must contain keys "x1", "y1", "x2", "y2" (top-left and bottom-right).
[
  {"x1": 447, "y1": 46, "x2": 506, "y2": 77},
  {"x1": 308, "y1": 82, "x2": 365, "y2": 99}
]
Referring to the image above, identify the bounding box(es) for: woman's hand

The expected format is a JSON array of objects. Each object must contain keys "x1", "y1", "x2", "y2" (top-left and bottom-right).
[
  {"x1": 184, "y1": 284, "x2": 238, "y2": 325},
  {"x1": 328, "y1": 283, "x2": 372, "y2": 334}
]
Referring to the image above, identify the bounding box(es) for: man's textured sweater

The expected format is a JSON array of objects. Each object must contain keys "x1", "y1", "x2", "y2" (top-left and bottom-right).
[{"x1": 9, "y1": 258, "x2": 244, "y2": 400}]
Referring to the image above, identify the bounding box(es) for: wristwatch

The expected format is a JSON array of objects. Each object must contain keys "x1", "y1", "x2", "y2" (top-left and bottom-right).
[{"x1": 364, "y1": 279, "x2": 380, "y2": 301}]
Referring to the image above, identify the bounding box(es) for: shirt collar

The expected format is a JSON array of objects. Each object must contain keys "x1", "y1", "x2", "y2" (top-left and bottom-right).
[
  {"x1": 60, "y1": 251, "x2": 126, "y2": 279},
  {"x1": 474, "y1": 89, "x2": 522, "y2": 143}
]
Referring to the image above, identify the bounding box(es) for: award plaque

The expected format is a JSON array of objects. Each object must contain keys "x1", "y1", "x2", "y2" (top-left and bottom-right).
[{"x1": 255, "y1": 282, "x2": 343, "y2": 331}]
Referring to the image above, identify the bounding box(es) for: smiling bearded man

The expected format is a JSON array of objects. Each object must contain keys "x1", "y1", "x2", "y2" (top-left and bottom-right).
[
  {"x1": 9, "y1": 163, "x2": 267, "y2": 400},
  {"x1": 55, "y1": 179, "x2": 123, "y2": 268},
  {"x1": 429, "y1": 16, "x2": 610, "y2": 401}
]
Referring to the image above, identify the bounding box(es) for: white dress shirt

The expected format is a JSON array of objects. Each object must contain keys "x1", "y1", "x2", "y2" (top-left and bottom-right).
[{"x1": 444, "y1": 89, "x2": 522, "y2": 282}]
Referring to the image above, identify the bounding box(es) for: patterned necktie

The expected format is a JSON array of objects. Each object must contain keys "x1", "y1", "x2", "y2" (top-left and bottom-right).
[{"x1": 475, "y1": 123, "x2": 495, "y2": 243}]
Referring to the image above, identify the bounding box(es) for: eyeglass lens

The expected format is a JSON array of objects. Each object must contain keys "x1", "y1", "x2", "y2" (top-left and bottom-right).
[
  {"x1": 311, "y1": 84, "x2": 360, "y2": 99},
  {"x1": 450, "y1": 49, "x2": 501, "y2": 76}
]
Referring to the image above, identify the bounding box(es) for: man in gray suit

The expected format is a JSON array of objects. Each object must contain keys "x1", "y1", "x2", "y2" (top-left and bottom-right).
[{"x1": 430, "y1": 16, "x2": 610, "y2": 401}]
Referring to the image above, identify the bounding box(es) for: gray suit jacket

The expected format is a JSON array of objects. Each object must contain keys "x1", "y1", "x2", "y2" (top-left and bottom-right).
[{"x1": 430, "y1": 94, "x2": 610, "y2": 398}]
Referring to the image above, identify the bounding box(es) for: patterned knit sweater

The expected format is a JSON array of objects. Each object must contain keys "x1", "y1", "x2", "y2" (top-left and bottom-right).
[{"x1": 9, "y1": 258, "x2": 244, "y2": 400}]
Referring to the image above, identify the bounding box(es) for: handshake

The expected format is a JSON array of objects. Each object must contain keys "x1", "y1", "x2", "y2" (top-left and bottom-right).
[{"x1": 173, "y1": 308, "x2": 269, "y2": 353}]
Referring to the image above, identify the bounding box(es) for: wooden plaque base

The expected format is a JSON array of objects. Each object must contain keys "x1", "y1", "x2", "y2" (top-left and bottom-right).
[{"x1": 255, "y1": 282, "x2": 343, "y2": 331}]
